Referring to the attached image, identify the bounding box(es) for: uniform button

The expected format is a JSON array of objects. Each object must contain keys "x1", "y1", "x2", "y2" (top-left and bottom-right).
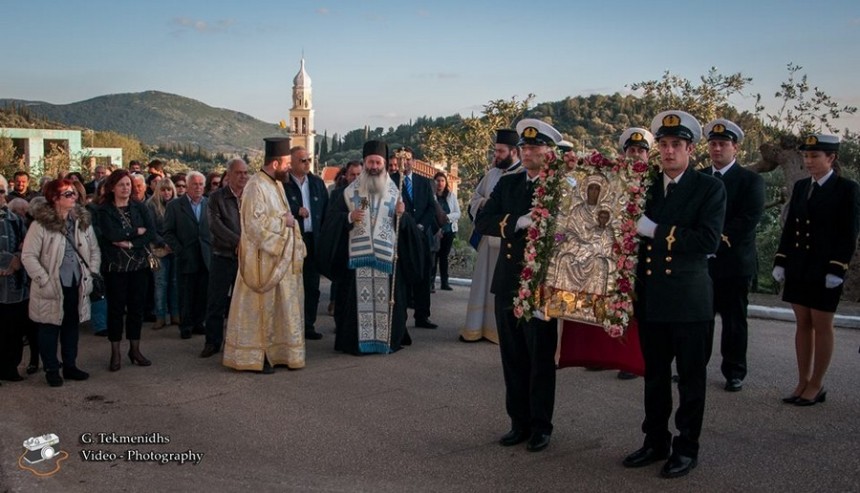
[
  {"x1": 506, "y1": 254, "x2": 512, "y2": 259},
  {"x1": 665, "y1": 269, "x2": 672, "y2": 275},
  {"x1": 806, "y1": 246, "x2": 810, "y2": 250},
  {"x1": 796, "y1": 231, "x2": 800, "y2": 236},
  {"x1": 507, "y1": 243, "x2": 512, "y2": 248},
  {"x1": 646, "y1": 269, "x2": 652, "y2": 276},
  {"x1": 806, "y1": 220, "x2": 811, "y2": 224},
  {"x1": 806, "y1": 233, "x2": 810, "y2": 237},
  {"x1": 795, "y1": 243, "x2": 799, "y2": 247},
  {"x1": 646, "y1": 258, "x2": 652, "y2": 263},
  {"x1": 795, "y1": 218, "x2": 799, "y2": 222},
  {"x1": 647, "y1": 245, "x2": 652, "y2": 251},
  {"x1": 665, "y1": 256, "x2": 672, "y2": 262}
]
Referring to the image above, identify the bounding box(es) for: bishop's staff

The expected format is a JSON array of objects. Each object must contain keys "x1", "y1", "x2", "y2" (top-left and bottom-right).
[{"x1": 387, "y1": 148, "x2": 409, "y2": 347}]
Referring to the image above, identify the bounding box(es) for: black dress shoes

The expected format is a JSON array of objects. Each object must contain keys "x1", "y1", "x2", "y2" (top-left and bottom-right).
[
  {"x1": 458, "y1": 335, "x2": 480, "y2": 343},
  {"x1": 781, "y1": 394, "x2": 801, "y2": 404},
  {"x1": 622, "y1": 446, "x2": 669, "y2": 468},
  {"x1": 45, "y1": 371, "x2": 64, "y2": 387},
  {"x1": 725, "y1": 378, "x2": 743, "y2": 392},
  {"x1": 617, "y1": 371, "x2": 638, "y2": 380},
  {"x1": 440, "y1": 284, "x2": 453, "y2": 291},
  {"x1": 199, "y1": 344, "x2": 219, "y2": 358},
  {"x1": 260, "y1": 360, "x2": 275, "y2": 375},
  {"x1": 192, "y1": 325, "x2": 206, "y2": 335},
  {"x1": 180, "y1": 328, "x2": 192, "y2": 339},
  {"x1": 499, "y1": 429, "x2": 530, "y2": 447},
  {"x1": 660, "y1": 454, "x2": 697, "y2": 478},
  {"x1": 26, "y1": 364, "x2": 39, "y2": 375},
  {"x1": 794, "y1": 388, "x2": 826, "y2": 406},
  {"x1": 305, "y1": 330, "x2": 324, "y2": 340},
  {"x1": 526, "y1": 433, "x2": 551, "y2": 452},
  {"x1": 415, "y1": 319, "x2": 438, "y2": 329},
  {"x1": 0, "y1": 371, "x2": 24, "y2": 382},
  {"x1": 63, "y1": 367, "x2": 90, "y2": 381}
]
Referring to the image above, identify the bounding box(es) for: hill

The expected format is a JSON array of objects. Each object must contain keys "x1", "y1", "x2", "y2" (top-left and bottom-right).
[{"x1": 0, "y1": 91, "x2": 276, "y2": 154}]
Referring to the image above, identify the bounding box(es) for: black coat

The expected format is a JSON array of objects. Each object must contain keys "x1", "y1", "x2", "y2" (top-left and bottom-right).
[
  {"x1": 163, "y1": 195, "x2": 211, "y2": 274},
  {"x1": 474, "y1": 172, "x2": 534, "y2": 303},
  {"x1": 774, "y1": 175, "x2": 860, "y2": 281},
  {"x1": 207, "y1": 186, "x2": 241, "y2": 258},
  {"x1": 701, "y1": 163, "x2": 765, "y2": 278},
  {"x1": 96, "y1": 200, "x2": 158, "y2": 272},
  {"x1": 390, "y1": 172, "x2": 439, "y2": 236},
  {"x1": 284, "y1": 173, "x2": 329, "y2": 245},
  {"x1": 635, "y1": 170, "x2": 726, "y2": 323}
]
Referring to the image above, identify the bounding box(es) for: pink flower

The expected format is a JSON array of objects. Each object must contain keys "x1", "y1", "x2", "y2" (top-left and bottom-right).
[
  {"x1": 513, "y1": 305, "x2": 524, "y2": 319},
  {"x1": 527, "y1": 228, "x2": 539, "y2": 241},
  {"x1": 618, "y1": 278, "x2": 632, "y2": 293},
  {"x1": 608, "y1": 326, "x2": 624, "y2": 338},
  {"x1": 519, "y1": 288, "x2": 532, "y2": 299},
  {"x1": 625, "y1": 259, "x2": 635, "y2": 270},
  {"x1": 632, "y1": 161, "x2": 648, "y2": 173},
  {"x1": 626, "y1": 202, "x2": 639, "y2": 214},
  {"x1": 521, "y1": 267, "x2": 533, "y2": 280}
]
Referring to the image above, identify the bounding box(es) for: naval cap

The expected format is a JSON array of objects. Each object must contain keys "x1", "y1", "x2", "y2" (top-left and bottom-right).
[{"x1": 650, "y1": 110, "x2": 702, "y2": 144}]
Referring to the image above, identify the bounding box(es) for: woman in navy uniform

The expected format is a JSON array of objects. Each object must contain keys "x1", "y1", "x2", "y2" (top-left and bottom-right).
[{"x1": 773, "y1": 134, "x2": 860, "y2": 406}]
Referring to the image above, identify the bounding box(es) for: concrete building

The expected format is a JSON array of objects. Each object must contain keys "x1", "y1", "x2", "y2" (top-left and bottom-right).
[
  {"x1": 1, "y1": 127, "x2": 122, "y2": 175},
  {"x1": 289, "y1": 58, "x2": 316, "y2": 173}
]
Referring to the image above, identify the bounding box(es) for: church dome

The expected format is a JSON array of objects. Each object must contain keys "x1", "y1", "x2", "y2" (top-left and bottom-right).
[{"x1": 293, "y1": 58, "x2": 311, "y2": 87}]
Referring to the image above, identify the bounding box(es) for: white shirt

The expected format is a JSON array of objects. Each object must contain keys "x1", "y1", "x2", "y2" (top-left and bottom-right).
[
  {"x1": 712, "y1": 159, "x2": 736, "y2": 177},
  {"x1": 291, "y1": 174, "x2": 312, "y2": 232},
  {"x1": 663, "y1": 171, "x2": 685, "y2": 194}
]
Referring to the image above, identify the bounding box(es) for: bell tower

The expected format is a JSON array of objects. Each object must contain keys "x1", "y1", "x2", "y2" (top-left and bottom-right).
[{"x1": 289, "y1": 57, "x2": 316, "y2": 172}]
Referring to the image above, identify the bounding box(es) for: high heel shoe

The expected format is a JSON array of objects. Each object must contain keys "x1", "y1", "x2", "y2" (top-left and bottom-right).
[
  {"x1": 127, "y1": 340, "x2": 152, "y2": 366},
  {"x1": 109, "y1": 341, "x2": 121, "y2": 372},
  {"x1": 794, "y1": 388, "x2": 826, "y2": 407},
  {"x1": 781, "y1": 394, "x2": 801, "y2": 404}
]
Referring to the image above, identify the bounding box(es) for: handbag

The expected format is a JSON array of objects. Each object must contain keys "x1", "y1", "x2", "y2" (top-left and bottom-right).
[
  {"x1": 146, "y1": 247, "x2": 161, "y2": 272},
  {"x1": 65, "y1": 230, "x2": 105, "y2": 302}
]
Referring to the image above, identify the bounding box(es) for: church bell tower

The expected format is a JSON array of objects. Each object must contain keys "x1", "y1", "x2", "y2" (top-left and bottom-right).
[{"x1": 289, "y1": 57, "x2": 316, "y2": 173}]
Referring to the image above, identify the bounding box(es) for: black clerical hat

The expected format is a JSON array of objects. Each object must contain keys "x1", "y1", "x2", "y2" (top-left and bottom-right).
[
  {"x1": 264, "y1": 137, "x2": 291, "y2": 160},
  {"x1": 363, "y1": 140, "x2": 388, "y2": 159},
  {"x1": 495, "y1": 129, "x2": 519, "y2": 147}
]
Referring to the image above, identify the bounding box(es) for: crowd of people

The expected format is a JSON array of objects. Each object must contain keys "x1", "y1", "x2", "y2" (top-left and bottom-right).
[{"x1": 1, "y1": 118, "x2": 857, "y2": 480}]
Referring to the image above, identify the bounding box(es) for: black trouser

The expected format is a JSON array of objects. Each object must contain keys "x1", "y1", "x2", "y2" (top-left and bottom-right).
[
  {"x1": 302, "y1": 232, "x2": 321, "y2": 332},
  {"x1": 0, "y1": 300, "x2": 28, "y2": 376},
  {"x1": 105, "y1": 269, "x2": 148, "y2": 342},
  {"x1": 204, "y1": 254, "x2": 238, "y2": 348},
  {"x1": 639, "y1": 319, "x2": 710, "y2": 458},
  {"x1": 709, "y1": 276, "x2": 751, "y2": 381},
  {"x1": 38, "y1": 284, "x2": 80, "y2": 372},
  {"x1": 409, "y1": 239, "x2": 432, "y2": 321},
  {"x1": 494, "y1": 297, "x2": 557, "y2": 435},
  {"x1": 179, "y1": 268, "x2": 209, "y2": 333},
  {"x1": 432, "y1": 232, "x2": 455, "y2": 286}
]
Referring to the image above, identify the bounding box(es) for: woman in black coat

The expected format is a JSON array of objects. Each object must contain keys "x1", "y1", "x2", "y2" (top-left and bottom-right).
[
  {"x1": 97, "y1": 169, "x2": 159, "y2": 371},
  {"x1": 773, "y1": 134, "x2": 860, "y2": 406}
]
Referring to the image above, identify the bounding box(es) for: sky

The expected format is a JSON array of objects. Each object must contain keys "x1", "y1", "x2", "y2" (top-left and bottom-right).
[{"x1": 2, "y1": 0, "x2": 860, "y2": 138}]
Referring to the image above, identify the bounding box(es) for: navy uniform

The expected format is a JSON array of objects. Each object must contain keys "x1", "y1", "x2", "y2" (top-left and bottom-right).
[
  {"x1": 701, "y1": 119, "x2": 765, "y2": 391},
  {"x1": 624, "y1": 111, "x2": 726, "y2": 478},
  {"x1": 475, "y1": 119, "x2": 562, "y2": 453},
  {"x1": 618, "y1": 127, "x2": 655, "y2": 156},
  {"x1": 774, "y1": 134, "x2": 860, "y2": 312}
]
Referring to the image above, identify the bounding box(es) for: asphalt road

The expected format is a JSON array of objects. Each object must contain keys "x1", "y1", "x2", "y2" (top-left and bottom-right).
[{"x1": 2, "y1": 282, "x2": 859, "y2": 492}]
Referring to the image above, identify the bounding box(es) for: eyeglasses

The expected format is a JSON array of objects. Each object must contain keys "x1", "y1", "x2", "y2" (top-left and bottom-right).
[
  {"x1": 0, "y1": 190, "x2": 6, "y2": 195},
  {"x1": 300, "y1": 158, "x2": 311, "y2": 163},
  {"x1": 60, "y1": 190, "x2": 78, "y2": 198},
  {"x1": 211, "y1": 181, "x2": 221, "y2": 186}
]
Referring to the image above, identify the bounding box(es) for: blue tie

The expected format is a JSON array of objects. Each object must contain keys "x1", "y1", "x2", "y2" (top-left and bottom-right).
[{"x1": 404, "y1": 175, "x2": 413, "y2": 201}]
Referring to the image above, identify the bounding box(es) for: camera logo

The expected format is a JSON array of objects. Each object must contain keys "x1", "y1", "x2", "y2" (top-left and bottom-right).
[
  {"x1": 18, "y1": 433, "x2": 68, "y2": 477},
  {"x1": 23, "y1": 434, "x2": 60, "y2": 464}
]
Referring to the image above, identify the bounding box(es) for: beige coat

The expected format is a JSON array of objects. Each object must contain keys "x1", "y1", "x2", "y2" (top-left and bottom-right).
[{"x1": 21, "y1": 200, "x2": 101, "y2": 325}]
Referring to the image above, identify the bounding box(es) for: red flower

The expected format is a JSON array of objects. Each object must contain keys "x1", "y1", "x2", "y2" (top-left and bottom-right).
[
  {"x1": 528, "y1": 228, "x2": 539, "y2": 240},
  {"x1": 626, "y1": 202, "x2": 639, "y2": 214},
  {"x1": 521, "y1": 267, "x2": 533, "y2": 280},
  {"x1": 632, "y1": 161, "x2": 648, "y2": 173},
  {"x1": 618, "y1": 278, "x2": 632, "y2": 293}
]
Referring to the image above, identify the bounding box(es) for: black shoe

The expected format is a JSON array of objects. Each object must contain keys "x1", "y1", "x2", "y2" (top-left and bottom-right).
[
  {"x1": 617, "y1": 371, "x2": 638, "y2": 380},
  {"x1": 45, "y1": 371, "x2": 64, "y2": 387},
  {"x1": 0, "y1": 371, "x2": 24, "y2": 382},
  {"x1": 660, "y1": 454, "x2": 698, "y2": 478},
  {"x1": 430, "y1": 287, "x2": 436, "y2": 293},
  {"x1": 499, "y1": 429, "x2": 530, "y2": 447},
  {"x1": 144, "y1": 313, "x2": 157, "y2": 322},
  {"x1": 180, "y1": 329, "x2": 192, "y2": 339},
  {"x1": 622, "y1": 446, "x2": 669, "y2": 468},
  {"x1": 94, "y1": 330, "x2": 108, "y2": 337},
  {"x1": 794, "y1": 388, "x2": 826, "y2": 407},
  {"x1": 192, "y1": 325, "x2": 206, "y2": 335},
  {"x1": 63, "y1": 367, "x2": 90, "y2": 381},
  {"x1": 415, "y1": 319, "x2": 438, "y2": 329},
  {"x1": 26, "y1": 364, "x2": 39, "y2": 375},
  {"x1": 458, "y1": 335, "x2": 480, "y2": 343},
  {"x1": 725, "y1": 378, "x2": 743, "y2": 392},
  {"x1": 199, "y1": 344, "x2": 219, "y2": 358},
  {"x1": 526, "y1": 433, "x2": 551, "y2": 452},
  {"x1": 305, "y1": 330, "x2": 324, "y2": 340},
  {"x1": 440, "y1": 284, "x2": 453, "y2": 291},
  {"x1": 260, "y1": 360, "x2": 275, "y2": 375},
  {"x1": 781, "y1": 394, "x2": 802, "y2": 404}
]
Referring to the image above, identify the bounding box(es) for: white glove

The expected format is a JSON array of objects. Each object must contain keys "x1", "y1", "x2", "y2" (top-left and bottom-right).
[
  {"x1": 636, "y1": 215, "x2": 657, "y2": 238},
  {"x1": 825, "y1": 274, "x2": 843, "y2": 289},
  {"x1": 515, "y1": 215, "x2": 533, "y2": 231},
  {"x1": 772, "y1": 266, "x2": 785, "y2": 283}
]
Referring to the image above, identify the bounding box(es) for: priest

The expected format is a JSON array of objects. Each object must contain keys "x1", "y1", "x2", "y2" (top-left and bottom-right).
[
  {"x1": 318, "y1": 140, "x2": 426, "y2": 355},
  {"x1": 222, "y1": 137, "x2": 306, "y2": 373}
]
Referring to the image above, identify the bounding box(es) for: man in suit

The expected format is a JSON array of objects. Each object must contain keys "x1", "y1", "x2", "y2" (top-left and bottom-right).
[
  {"x1": 622, "y1": 111, "x2": 726, "y2": 478},
  {"x1": 84, "y1": 165, "x2": 108, "y2": 195},
  {"x1": 701, "y1": 119, "x2": 765, "y2": 392},
  {"x1": 390, "y1": 147, "x2": 438, "y2": 329},
  {"x1": 284, "y1": 146, "x2": 329, "y2": 340},
  {"x1": 163, "y1": 171, "x2": 212, "y2": 340},
  {"x1": 475, "y1": 118, "x2": 562, "y2": 453}
]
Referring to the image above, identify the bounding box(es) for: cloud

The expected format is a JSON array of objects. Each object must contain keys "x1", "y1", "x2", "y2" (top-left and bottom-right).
[
  {"x1": 417, "y1": 9, "x2": 430, "y2": 17},
  {"x1": 171, "y1": 17, "x2": 235, "y2": 34},
  {"x1": 370, "y1": 112, "x2": 401, "y2": 119},
  {"x1": 316, "y1": 8, "x2": 330, "y2": 15}
]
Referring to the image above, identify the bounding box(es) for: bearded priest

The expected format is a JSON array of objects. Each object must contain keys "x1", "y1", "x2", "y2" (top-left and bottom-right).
[
  {"x1": 318, "y1": 140, "x2": 427, "y2": 355},
  {"x1": 222, "y1": 137, "x2": 307, "y2": 374}
]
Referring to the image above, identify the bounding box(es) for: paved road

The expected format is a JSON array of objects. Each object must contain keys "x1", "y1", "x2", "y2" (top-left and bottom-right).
[{"x1": 2, "y1": 282, "x2": 859, "y2": 492}]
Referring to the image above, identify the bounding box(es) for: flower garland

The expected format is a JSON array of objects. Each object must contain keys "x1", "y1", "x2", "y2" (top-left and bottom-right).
[{"x1": 513, "y1": 150, "x2": 656, "y2": 338}]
